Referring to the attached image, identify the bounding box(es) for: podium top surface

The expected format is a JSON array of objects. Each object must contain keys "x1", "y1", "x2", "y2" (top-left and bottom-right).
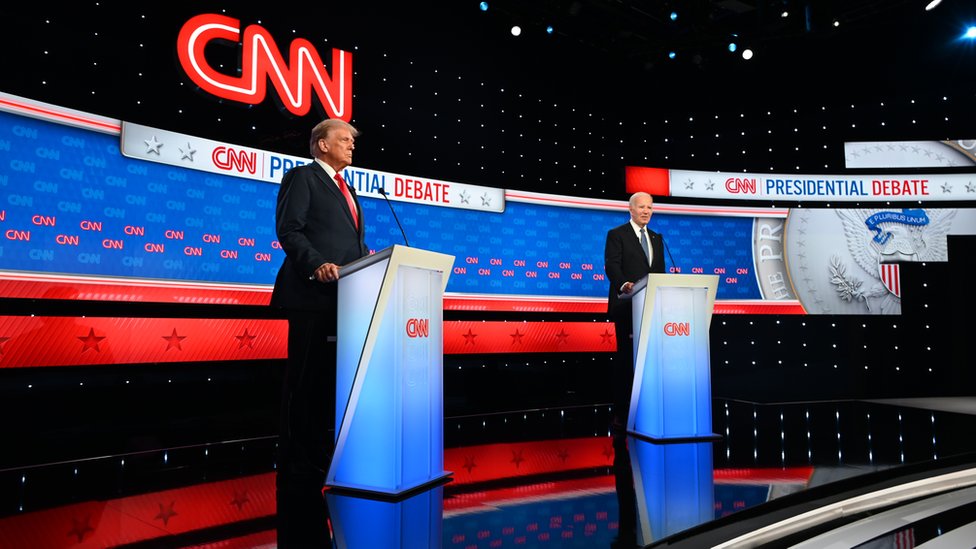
[
  {"x1": 339, "y1": 245, "x2": 455, "y2": 279},
  {"x1": 622, "y1": 273, "x2": 720, "y2": 299}
]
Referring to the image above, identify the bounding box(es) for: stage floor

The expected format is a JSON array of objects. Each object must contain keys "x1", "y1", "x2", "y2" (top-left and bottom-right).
[{"x1": 2, "y1": 397, "x2": 976, "y2": 548}]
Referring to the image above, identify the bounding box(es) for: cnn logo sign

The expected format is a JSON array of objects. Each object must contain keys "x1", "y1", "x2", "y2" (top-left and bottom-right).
[
  {"x1": 724, "y1": 177, "x2": 757, "y2": 194},
  {"x1": 406, "y1": 318, "x2": 429, "y2": 338},
  {"x1": 663, "y1": 322, "x2": 690, "y2": 336},
  {"x1": 177, "y1": 13, "x2": 352, "y2": 120}
]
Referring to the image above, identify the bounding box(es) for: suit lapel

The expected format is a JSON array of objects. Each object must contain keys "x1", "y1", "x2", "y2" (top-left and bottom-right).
[
  {"x1": 624, "y1": 224, "x2": 645, "y2": 258},
  {"x1": 313, "y1": 164, "x2": 359, "y2": 231},
  {"x1": 624, "y1": 224, "x2": 654, "y2": 271}
]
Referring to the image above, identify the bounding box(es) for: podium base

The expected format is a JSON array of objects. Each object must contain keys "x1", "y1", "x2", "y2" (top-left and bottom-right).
[
  {"x1": 326, "y1": 471, "x2": 453, "y2": 501},
  {"x1": 627, "y1": 431, "x2": 723, "y2": 444}
]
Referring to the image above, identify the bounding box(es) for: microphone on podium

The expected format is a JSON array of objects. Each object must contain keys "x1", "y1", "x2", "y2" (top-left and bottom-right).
[
  {"x1": 380, "y1": 185, "x2": 410, "y2": 247},
  {"x1": 662, "y1": 237, "x2": 677, "y2": 272}
]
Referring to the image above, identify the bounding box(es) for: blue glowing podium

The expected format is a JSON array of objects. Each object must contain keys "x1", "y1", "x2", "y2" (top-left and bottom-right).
[
  {"x1": 327, "y1": 245, "x2": 455, "y2": 496},
  {"x1": 626, "y1": 274, "x2": 720, "y2": 441},
  {"x1": 629, "y1": 438, "x2": 715, "y2": 544},
  {"x1": 326, "y1": 485, "x2": 444, "y2": 547}
]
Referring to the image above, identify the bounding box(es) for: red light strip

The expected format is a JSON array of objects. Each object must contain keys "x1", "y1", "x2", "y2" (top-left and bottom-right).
[
  {"x1": 444, "y1": 320, "x2": 617, "y2": 354},
  {"x1": 0, "y1": 318, "x2": 617, "y2": 367},
  {"x1": 0, "y1": 96, "x2": 122, "y2": 133},
  {"x1": 1, "y1": 308, "x2": 822, "y2": 367},
  {"x1": 0, "y1": 317, "x2": 287, "y2": 368},
  {"x1": 506, "y1": 189, "x2": 789, "y2": 217}
]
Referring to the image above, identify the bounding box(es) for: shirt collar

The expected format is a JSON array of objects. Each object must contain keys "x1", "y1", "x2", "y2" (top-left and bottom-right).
[{"x1": 314, "y1": 158, "x2": 339, "y2": 181}]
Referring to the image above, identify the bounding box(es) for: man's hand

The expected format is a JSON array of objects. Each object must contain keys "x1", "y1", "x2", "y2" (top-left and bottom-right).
[
  {"x1": 313, "y1": 262, "x2": 341, "y2": 282},
  {"x1": 621, "y1": 281, "x2": 635, "y2": 295}
]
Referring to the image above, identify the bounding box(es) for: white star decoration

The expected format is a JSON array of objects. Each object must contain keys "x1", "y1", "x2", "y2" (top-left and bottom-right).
[
  {"x1": 179, "y1": 142, "x2": 196, "y2": 161},
  {"x1": 144, "y1": 135, "x2": 163, "y2": 155}
]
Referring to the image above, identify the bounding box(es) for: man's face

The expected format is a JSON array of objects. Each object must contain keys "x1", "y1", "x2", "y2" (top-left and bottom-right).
[
  {"x1": 629, "y1": 195, "x2": 653, "y2": 227},
  {"x1": 319, "y1": 128, "x2": 355, "y2": 170}
]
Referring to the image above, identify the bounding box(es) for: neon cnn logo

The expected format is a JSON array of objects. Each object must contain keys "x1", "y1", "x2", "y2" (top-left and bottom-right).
[
  {"x1": 725, "y1": 177, "x2": 758, "y2": 194},
  {"x1": 177, "y1": 13, "x2": 353, "y2": 120},
  {"x1": 663, "y1": 322, "x2": 690, "y2": 336},
  {"x1": 406, "y1": 318, "x2": 430, "y2": 338}
]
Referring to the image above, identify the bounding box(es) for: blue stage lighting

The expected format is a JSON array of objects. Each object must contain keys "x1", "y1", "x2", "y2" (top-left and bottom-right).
[
  {"x1": 728, "y1": 42, "x2": 737, "y2": 52},
  {"x1": 479, "y1": 2, "x2": 488, "y2": 12},
  {"x1": 546, "y1": 25, "x2": 554, "y2": 34},
  {"x1": 670, "y1": 11, "x2": 678, "y2": 21},
  {"x1": 965, "y1": 26, "x2": 976, "y2": 39},
  {"x1": 668, "y1": 51, "x2": 676, "y2": 59}
]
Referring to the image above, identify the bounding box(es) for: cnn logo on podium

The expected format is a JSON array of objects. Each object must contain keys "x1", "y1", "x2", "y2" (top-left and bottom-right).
[
  {"x1": 406, "y1": 318, "x2": 430, "y2": 338},
  {"x1": 663, "y1": 322, "x2": 690, "y2": 337}
]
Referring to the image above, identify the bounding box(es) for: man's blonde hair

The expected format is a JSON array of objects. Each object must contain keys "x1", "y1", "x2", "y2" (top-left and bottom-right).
[{"x1": 309, "y1": 119, "x2": 359, "y2": 157}]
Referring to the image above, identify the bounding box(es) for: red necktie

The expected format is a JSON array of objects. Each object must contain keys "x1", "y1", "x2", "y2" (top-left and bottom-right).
[{"x1": 335, "y1": 173, "x2": 358, "y2": 230}]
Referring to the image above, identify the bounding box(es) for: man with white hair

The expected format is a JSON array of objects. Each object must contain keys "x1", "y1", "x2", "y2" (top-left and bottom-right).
[{"x1": 604, "y1": 192, "x2": 666, "y2": 432}]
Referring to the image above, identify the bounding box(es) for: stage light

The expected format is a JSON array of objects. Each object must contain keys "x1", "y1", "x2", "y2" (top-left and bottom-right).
[
  {"x1": 546, "y1": 25, "x2": 554, "y2": 34},
  {"x1": 670, "y1": 11, "x2": 678, "y2": 21},
  {"x1": 511, "y1": 25, "x2": 521, "y2": 36},
  {"x1": 965, "y1": 26, "x2": 976, "y2": 39},
  {"x1": 742, "y1": 48, "x2": 754, "y2": 60},
  {"x1": 924, "y1": 0, "x2": 942, "y2": 10},
  {"x1": 781, "y1": 11, "x2": 789, "y2": 18},
  {"x1": 668, "y1": 51, "x2": 676, "y2": 59},
  {"x1": 479, "y1": 1, "x2": 488, "y2": 11},
  {"x1": 728, "y1": 42, "x2": 737, "y2": 52}
]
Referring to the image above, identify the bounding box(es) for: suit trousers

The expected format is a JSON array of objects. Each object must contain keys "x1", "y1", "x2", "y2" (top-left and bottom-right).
[
  {"x1": 612, "y1": 310, "x2": 635, "y2": 425},
  {"x1": 279, "y1": 309, "x2": 337, "y2": 480}
]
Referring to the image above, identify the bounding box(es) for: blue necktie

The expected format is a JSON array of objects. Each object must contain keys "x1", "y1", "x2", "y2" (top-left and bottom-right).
[{"x1": 640, "y1": 228, "x2": 651, "y2": 265}]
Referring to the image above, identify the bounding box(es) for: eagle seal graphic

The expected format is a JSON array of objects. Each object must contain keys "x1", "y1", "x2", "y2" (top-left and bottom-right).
[{"x1": 832, "y1": 208, "x2": 955, "y2": 314}]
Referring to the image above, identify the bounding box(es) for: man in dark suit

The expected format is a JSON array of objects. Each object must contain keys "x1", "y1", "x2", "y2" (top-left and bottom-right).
[
  {"x1": 271, "y1": 118, "x2": 369, "y2": 489},
  {"x1": 604, "y1": 192, "x2": 666, "y2": 431}
]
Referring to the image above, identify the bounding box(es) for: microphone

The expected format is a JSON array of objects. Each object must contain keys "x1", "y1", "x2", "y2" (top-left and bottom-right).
[
  {"x1": 380, "y1": 185, "x2": 410, "y2": 247},
  {"x1": 661, "y1": 236, "x2": 677, "y2": 272}
]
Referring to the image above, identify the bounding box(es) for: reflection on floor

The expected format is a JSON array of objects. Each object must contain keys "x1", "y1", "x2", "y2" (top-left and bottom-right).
[
  {"x1": 2, "y1": 398, "x2": 976, "y2": 548},
  {"x1": 864, "y1": 396, "x2": 976, "y2": 416}
]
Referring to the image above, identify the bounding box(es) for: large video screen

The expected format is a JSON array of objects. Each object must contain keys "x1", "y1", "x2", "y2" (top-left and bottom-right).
[{"x1": 3, "y1": 92, "x2": 975, "y2": 315}]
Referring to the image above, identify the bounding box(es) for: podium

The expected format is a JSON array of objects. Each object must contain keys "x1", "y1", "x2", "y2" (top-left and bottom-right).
[
  {"x1": 625, "y1": 274, "x2": 719, "y2": 441},
  {"x1": 327, "y1": 485, "x2": 444, "y2": 547},
  {"x1": 629, "y1": 438, "x2": 714, "y2": 544},
  {"x1": 327, "y1": 245, "x2": 455, "y2": 496}
]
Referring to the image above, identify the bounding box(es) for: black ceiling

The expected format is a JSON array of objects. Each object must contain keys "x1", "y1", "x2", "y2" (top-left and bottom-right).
[{"x1": 474, "y1": 0, "x2": 974, "y2": 91}]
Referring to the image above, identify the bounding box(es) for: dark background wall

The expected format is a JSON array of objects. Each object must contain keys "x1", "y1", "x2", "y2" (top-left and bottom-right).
[{"x1": 0, "y1": 1, "x2": 974, "y2": 470}]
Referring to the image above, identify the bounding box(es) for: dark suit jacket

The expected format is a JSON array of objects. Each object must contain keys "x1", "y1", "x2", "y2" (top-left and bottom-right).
[
  {"x1": 604, "y1": 221, "x2": 666, "y2": 319},
  {"x1": 271, "y1": 161, "x2": 369, "y2": 311}
]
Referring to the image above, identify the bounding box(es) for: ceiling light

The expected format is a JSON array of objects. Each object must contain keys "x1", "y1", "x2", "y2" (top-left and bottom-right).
[
  {"x1": 742, "y1": 49, "x2": 754, "y2": 60},
  {"x1": 924, "y1": 0, "x2": 942, "y2": 10},
  {"x1": 511, "y1": 25, "x2": 521, "y2": 36}
]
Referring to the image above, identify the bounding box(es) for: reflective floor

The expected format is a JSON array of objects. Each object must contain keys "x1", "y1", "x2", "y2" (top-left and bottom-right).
[{"x1": 2, "y1": 398, "x2": 976, "y2": 548}]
